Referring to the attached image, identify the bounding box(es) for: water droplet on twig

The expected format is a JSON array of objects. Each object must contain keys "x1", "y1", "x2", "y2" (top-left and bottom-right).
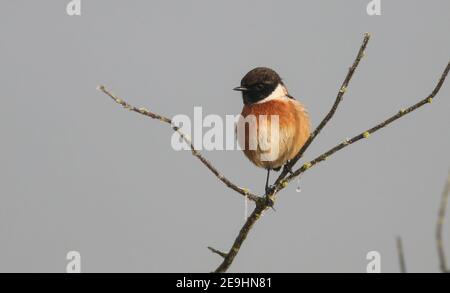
[{"x1": 296, "y1": 176, "x2": 302, "y2": 193}]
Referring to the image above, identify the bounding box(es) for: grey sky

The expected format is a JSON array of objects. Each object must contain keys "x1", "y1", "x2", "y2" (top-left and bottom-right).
[{"x1": 0, "y1": 0, "x2": 449, "y2": 272}]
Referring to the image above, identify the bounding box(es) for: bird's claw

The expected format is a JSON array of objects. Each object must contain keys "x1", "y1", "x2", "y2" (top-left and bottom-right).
[
  {"x1": 282, "y1": 163, "x2": 294, "y2": 175},
  {"x1": 265, "y1": 184, "x2": 276, "y2": 195}
]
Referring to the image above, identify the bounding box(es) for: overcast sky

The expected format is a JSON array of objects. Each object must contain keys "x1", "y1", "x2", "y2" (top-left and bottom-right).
[{"x1": 0, "y1": 0, "x2": 449, "y2": 272}]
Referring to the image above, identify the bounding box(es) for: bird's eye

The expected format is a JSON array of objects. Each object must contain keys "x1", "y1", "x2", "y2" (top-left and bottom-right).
[{"x1": 256, "y1": 83, "x2": 264, "y2": 90}]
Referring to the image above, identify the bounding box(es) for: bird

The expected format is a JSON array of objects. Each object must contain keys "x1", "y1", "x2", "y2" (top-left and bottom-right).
[{"x1": 234, "y1": 67, "x2": 311, "y2": 194}]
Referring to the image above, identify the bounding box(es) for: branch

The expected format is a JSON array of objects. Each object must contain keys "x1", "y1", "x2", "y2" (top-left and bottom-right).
[
  {"x1": 97, "y1": 85, "x2": 260, "y2": 202},
  {"x1": 437, "y1": 171, "x2": 450, "y2": 273},
  {"x1": 278, "y1": 61, "x2": 450, "y2": 189},
  {"x1": 214, "y1": 202, "x2": 266, "y2": 273},
  {"x1": 272, "y1": 33, "x2": 371, "y2": 191},
  {"x1": 98, "y1": 34, "x2": 450, "y2": 273},
  {"x1": 396, "y1": 236, "x2": 407, "y2": 273},
  {"x1": 213, "y1": 34, "x2": 372, "y2": 272}
]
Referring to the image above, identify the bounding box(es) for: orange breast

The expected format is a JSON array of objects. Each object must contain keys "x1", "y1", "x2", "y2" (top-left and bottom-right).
[{"x1": 237, "y1": 98, "x2": 310, "y2": 169}]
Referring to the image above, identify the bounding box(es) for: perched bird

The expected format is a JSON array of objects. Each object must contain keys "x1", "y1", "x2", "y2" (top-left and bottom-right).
[{"x1": 234, "y1": 67, "x2": 310, "y2": 193}]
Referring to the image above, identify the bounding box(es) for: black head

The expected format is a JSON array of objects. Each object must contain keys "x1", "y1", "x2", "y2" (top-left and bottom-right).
[{"x1": 234, "y1": 67, "x2": 283, "y2": 105}]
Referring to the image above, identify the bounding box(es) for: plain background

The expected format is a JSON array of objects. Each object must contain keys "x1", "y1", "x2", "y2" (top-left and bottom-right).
[{"x1": 0, "y1": 0, "x2": 449, "y2": 273}]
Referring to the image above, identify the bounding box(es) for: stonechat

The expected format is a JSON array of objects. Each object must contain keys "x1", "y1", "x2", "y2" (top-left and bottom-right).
[{"x1": 234, "y1": 67, "x2": 310, "y2": 193}]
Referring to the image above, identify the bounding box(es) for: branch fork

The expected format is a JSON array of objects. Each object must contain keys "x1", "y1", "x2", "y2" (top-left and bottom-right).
[{"x1": 98, "y1": 33, "x2": 450, "y2": 273}]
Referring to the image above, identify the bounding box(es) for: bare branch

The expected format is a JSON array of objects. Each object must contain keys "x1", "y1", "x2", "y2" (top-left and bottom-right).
[
  {"x1": 278, "y1": 61, "x2": 450, "y2": 190},
  {"x1": 214, "y1": 202, "x2": 266, "y2": 273},
  {"x1": 396, "y1": 236, "x2": 407, "y2": 273},
  {"x1": 272, "y1": 33, "x2": 371, "y2": 190},
  {"x1": 97, "y1": 85, "x2": 260, "y2": 202},
  {"x1": 437, "y1": 171, "x2": 450, "y2": 273},
  {"x1": 98, "y1": 34, "x2": 450, "y2": 273}
]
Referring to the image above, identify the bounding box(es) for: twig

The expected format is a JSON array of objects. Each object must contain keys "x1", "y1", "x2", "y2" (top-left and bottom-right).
[
  {"x1": 279, "y1": 61, "x2": 450, "y2": 189},
  {"x1": 208, "y1": 246, "x2": 227, "y2": 258},
  {"x1": 437, "y1": 171, "x2": 450, "y2": 273},
  {"x1": 97, "y1": 85, "x2": 260, "y2": 202},
  {"x1": 396, "y1": 236, "x2": 407, "y2": 273},
  {"x1": 273, "y1": 33, "x2": 371, "y2": 191}
]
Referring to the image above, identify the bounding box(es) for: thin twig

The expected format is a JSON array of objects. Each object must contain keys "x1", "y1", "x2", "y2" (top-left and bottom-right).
[
  {"x1": 272, "y1": 33, "x2": 371, "y2": 192},
  {"x1": 437, "y1": 171, "x2": 450, "y2": 273},
  {"x1": 279, "y1": 61, "x2": 450, "y2": 189},
  {"x1": 97, "y1": 85, "x2": 260, "y2": 202},
  {"x1": 396, "y1": 236, "x2": 407, "y2": 273},
  {"x1": 208, "y1": 246, "x2": 227, "y2": 258}
]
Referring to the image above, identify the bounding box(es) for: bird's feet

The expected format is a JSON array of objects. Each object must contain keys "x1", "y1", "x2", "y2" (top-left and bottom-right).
[
  {"x1": 282, "y1": 163, "x2": 294, "y2": 175},
  {"x1": 265, "y1": 184, "x2": 276, "y2": 196}
]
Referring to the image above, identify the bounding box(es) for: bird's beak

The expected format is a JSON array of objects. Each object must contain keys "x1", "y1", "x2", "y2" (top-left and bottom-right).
[{"x1": 233, "y1": 86, "x2": 248, "y2": 92}]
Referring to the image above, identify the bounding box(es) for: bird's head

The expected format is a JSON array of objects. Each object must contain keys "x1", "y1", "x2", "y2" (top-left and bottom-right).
[{"x1": 233, "y1": 67, "x2": 285, "y2": 105}]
